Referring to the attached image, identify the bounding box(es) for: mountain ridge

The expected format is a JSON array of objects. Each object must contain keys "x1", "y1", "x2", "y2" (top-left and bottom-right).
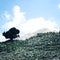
[
  {"x1": 0, "y1": 31, "x2": 60, "y2": 60},
  {"x1": 20, "y1": 28, "x2": 58, "y2": 40}
]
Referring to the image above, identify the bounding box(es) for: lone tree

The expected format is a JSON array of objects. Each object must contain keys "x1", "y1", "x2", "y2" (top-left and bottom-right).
[{"x1": 2, "y1": 27, "x2": 20, "y2": 40}]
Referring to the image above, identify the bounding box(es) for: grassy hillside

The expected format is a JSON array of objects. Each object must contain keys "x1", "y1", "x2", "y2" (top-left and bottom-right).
[{"x1": 0, "y1": 32, "x2": 60, "y2": 60}]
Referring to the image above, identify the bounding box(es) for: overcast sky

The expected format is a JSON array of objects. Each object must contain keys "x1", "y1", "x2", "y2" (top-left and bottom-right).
[{"x1": 0, "y1": 0, "x2": 60, "y2": 42}]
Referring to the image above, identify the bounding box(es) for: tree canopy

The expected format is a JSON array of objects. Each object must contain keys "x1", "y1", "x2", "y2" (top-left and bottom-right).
[{"x1": 2, "y1": 27, "x2": 20, "y2": 40}]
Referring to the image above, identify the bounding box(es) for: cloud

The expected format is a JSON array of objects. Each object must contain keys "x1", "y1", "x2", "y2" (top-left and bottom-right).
[
  {"x1": 20, "y1": 17, "x2": 59, "y2": 34},
  {"x1": 4, "y1": 11, "x2": 11, "y2": 20},
  {"x1": 0, "y1": 34, "x2": 6, "y2": 42},
  {"x1": 58, "y1": 4, "x2": 60, "y2": 8},
  {"x1": 2, "y1": 5, "x2": 59, "y2": 37},
  {"x1": 3, "y1": 5, "x2": 26, "y2": 31}
]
